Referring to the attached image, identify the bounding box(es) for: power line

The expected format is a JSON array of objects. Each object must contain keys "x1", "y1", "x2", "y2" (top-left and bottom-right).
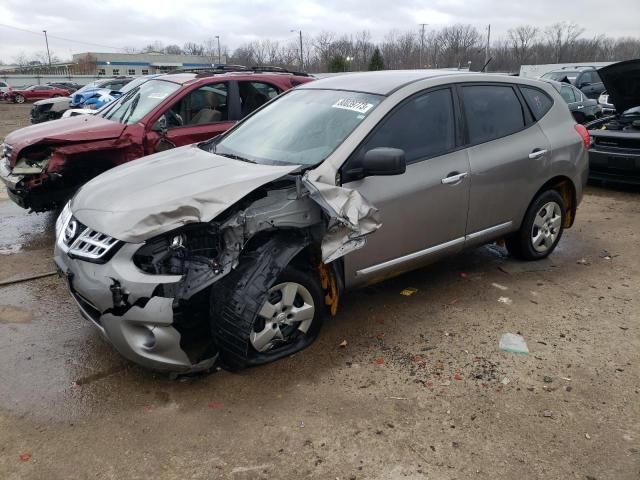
[{"x1": 0, "y1": 23, "x2": 126, "y2": 51}]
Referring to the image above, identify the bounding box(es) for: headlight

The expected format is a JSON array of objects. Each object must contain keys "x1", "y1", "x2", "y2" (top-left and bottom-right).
[{"x1": 55, "y1": 202, "x2": 72, "y2": 240}]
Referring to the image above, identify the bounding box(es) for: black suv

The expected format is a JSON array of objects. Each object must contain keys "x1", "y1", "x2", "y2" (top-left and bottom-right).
[{"x1": 541, "y1": 66, "x2": 605, "y2": 99}]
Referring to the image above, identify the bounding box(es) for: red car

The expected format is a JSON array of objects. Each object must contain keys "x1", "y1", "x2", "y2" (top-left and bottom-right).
[
  {"x1": 5, "y1": 85, "x2": 71, "y2": 103},
  {"x1": 0, "y1": 70, "x2": 313, "y2": 211}
]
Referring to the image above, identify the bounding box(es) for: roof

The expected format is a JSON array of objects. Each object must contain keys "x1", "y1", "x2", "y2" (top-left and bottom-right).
[{"x1": 299, "y1": 69, "x2": 468, "y2": 95}]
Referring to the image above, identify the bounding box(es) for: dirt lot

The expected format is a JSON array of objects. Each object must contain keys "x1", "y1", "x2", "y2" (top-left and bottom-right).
[{"x1": 0, "y1": 102, "x2": 638, "y2": 479}]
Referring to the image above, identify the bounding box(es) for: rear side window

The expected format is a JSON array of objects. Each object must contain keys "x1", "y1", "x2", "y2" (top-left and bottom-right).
[
  {"x1": 357, "y1": 88, "x2": 456, "y2": 164},
  {"x1": 521, "y1": 87, "x2": 553, "y2": 120},
  {"x1": 560, "y1": 85, "x2": 576, "y2": 103},
  {"x1": 462, "y1": 85, "x2": 525, "y2": 145}
]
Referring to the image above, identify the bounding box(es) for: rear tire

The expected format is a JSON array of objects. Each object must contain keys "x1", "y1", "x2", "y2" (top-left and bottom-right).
[
  {"x1": 211, "y1": 264, "x2": 324, "y2": 371},
  {"x1": 506, "y1": 190, "x2": 566, "y2": 260}
]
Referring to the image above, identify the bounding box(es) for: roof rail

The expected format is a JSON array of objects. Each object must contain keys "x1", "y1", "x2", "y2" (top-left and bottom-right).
[
  {"x1": 176, "y1": 64, "x2": 311, "y2": 77},
  {"x1": 560, "y1": 65, "x2": 596, "y2": 70},
  {"x1": 251, "y1": 65, "x2": 311, "y2": 77}
]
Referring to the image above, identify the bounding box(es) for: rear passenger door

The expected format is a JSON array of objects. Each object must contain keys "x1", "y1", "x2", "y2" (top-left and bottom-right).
[
  {"x1": 461, "y1": 84, "x2": 551, "y2": 243},
  {"x1": 342, "y1": 87, "x2": 470, "y2": 285},
  {"x1": 236, "y1": 81, "x2": 281, "y2": 119}
]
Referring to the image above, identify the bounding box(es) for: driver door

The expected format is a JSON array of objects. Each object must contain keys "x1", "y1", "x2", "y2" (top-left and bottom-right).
[
  {"x1": 341, "y1": 87, "x2": 470, "y2": 287},
  {"x1": 144, "y1": 81, "x2": 237, "y2": 154}
]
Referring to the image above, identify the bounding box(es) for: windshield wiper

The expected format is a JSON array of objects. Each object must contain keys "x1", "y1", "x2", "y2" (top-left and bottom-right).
[{"x1": 216, "y1": 152, "x2": 256, "y2": 163}]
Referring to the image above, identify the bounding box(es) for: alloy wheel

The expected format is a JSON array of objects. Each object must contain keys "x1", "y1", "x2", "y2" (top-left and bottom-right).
[
  {"x1": 250, "y1": 282, "x2": 315, "y2": 353},
  {"x1": 531, "y1": 201, "x2": 562, "y2": 253}
]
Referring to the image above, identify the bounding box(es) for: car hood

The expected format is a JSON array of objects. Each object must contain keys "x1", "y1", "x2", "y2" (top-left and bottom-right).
[
  {"x1": 599, "y1": 60, "x2": 640, "y2": 113},
  {"x1": 4, "y1": 115, "x2": 125, "y2": 160},
  {"x1": 34, "y1": 96, "x2": 71, "y2": 106},
  {"x1": 71, "y1": 144, "x2": 300, "y2": 243}
]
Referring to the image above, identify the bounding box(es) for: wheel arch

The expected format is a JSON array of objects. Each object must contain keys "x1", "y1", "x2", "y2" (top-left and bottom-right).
[{"x1": 529, "y1": 175, "x2": 577, "y2": 228}]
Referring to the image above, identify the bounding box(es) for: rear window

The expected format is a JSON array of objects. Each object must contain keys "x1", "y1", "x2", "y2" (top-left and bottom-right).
[
  {"x1": 462, "y1": 85, "x2": 525, "y2": 145},
  {"x1": 521, "y1": 87, "x2": 553, "y2": 120}
]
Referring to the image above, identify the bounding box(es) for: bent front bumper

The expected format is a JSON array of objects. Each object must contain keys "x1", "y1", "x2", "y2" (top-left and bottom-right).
[{"x1": 54, "y1": 240, "x2": 216, "y2": 372}]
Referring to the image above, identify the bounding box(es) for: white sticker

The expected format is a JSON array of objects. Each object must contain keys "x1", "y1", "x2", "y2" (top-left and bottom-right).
[
  {"x1": 332, "y1": 98, "x2": 374, "y2": 114},
  {"x1": 148, "y1": 92, "x2": 169, "y2": 99}
]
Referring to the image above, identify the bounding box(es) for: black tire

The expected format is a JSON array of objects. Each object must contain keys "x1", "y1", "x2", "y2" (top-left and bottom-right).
[
  {"x1": 506, "y1": 190, "x2": 566, "y2": 261},
  {"x1": 211, "y1": 264, "x2": 324, "y2": 371}
]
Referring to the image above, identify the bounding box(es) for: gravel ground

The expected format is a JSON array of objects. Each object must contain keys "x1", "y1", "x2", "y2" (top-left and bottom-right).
[{"x1": 0, "y1": 102, "x2": 638, "y2": 480}]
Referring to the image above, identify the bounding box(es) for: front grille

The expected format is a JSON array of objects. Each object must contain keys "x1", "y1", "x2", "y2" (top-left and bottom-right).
[{"x1": 69, "y1": 227, "x2": 120, "y2": 260}]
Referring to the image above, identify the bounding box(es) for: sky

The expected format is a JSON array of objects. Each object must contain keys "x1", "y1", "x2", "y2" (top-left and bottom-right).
[{"x1": 1, "y1": 0, "x2": 639, "y2": 62}]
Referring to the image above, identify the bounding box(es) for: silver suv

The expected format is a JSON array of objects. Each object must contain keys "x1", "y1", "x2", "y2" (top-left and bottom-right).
[{"x1": 54, "y1": 71, "x2": 589, "y2": 373}]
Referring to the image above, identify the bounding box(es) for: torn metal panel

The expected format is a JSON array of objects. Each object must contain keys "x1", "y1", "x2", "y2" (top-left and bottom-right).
[{"x1": 303, "y1": 170, "x2": 381, "y2": 263}]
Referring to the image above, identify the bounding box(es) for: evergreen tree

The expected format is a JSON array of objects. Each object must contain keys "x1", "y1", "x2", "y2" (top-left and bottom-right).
[
  {"x1": 328, "y1": 55, "x2": 348, "y2": 73},
  {"x1": 368, "y1": 47, "x2": 385, "y2": 71}
]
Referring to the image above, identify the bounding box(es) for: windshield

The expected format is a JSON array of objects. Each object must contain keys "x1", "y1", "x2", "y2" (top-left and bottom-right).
[
  {"x1": 212, "y1": 89, "x2": 383, "y2": 166},
  {"x1": 541, "y1": 71, "x2": 578, "y2": 84},
  {"x1": 102, "y1": 79, "x2": 180, "y2": 125}
]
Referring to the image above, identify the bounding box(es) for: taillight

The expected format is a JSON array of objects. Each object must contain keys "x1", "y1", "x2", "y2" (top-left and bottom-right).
[{"x1": 575, "y1": 124, "x2": 591, "y2": 149}]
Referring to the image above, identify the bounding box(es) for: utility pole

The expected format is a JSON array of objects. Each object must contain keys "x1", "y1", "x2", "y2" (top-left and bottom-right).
[
  {"x1": 418, "y1": 23, "x2": 427, "y2": 69},
  {"x1": 43, "y1": 30, "x2": 52, "y2": 66},
  {"x1": 484, "y1": 24, "x2": 491, "y2": 72},
  {"x1": 291, "y1": 30, "x2": 304, "y2": 71},
  {"x1": 215, "y1": 35, "x2": 221, "y2": 64}
]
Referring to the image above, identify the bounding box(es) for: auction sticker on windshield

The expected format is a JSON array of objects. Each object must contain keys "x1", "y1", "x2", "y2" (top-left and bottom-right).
[{"x1": 332, "y1": 98, "x2": 374, "y2": 114}]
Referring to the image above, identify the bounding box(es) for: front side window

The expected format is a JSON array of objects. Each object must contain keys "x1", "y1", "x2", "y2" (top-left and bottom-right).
[
  {"x1": 102, "y1": 79, "x2": 181, "y2": 125},
  {"x1": 521, "y1": 87, "x2": 553, "y2": 120},
  {"x1": 212, "y1": 89, "x2": 383, "y2": 167},
  {"x1": 462, "y1": 85, "x2": 525, "y2": 145},
  {"x1": 355, "y1": 88, "x2": 455, "y2": 164},
  {"x1": 164, "y1": 83, "x2": 229, "y2": 127}
]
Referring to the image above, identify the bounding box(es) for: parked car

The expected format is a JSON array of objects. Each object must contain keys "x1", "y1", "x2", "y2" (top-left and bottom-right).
[
  {"x1": 540, "y1": 66, "x2": 605, "y2": 99},
  {"x1": 586, "y1": 59, "x2": 640, "y2": 185},
  {"x1": 5, "y1": 85, "x2": 70, "y2": 103},
  {"x1": 53, "y1": 70, "x2": 589, "y2": 373},
  {"x1": 1, "y1": 71, "x2": 313, "y2": 211},
  {"x1": 542, "y1": 79, "x2": 600, "y2": 123},
  {"x1": 598, "y1": 90, "x2": 616, "y2": 114},
  {"x1": 70, "y1": 77, "x2": 134, "y2": 108},
  {"x1": 47, "y1": 82, "x2": 82, "y2": 93},
  {"x1": 31, "y1": 77, "x2": 138, "y2": 124},
  {"x1": 0, "y1": 80, "x2": 10, "y2": 97}
]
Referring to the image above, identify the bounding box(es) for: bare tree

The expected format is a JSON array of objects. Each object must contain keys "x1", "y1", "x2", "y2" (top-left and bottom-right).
[
  {"x1": 508, "y1": 25, "x2": 539, "y2": 65},
  {"x1": 183, "y1": 42, "x2": 205, "y2": 56},
  {"x1": 545, "y1": 22, "x2": 584, "y2": 63},
  {"x1": 164, "y1": 44, "x2": 183, "y2": 55}
]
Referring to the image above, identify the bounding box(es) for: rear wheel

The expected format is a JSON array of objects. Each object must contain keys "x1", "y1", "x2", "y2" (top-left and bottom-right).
[
  {"x1": 14, "y1": 94, "x2": 24, "y2": 104},
  {"x1": 506, "y1": 190, "x2": 566, "y2": 260}
]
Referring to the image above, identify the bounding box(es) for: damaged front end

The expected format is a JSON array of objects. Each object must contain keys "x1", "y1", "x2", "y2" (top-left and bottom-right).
[{"x1": 55, "y1": 173, "x2": 376, "y2": 373}]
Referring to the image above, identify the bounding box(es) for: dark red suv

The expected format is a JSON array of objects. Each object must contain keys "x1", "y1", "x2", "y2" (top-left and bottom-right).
[{"x1": 1, "y1": 70, "x2": 314, "y2": 211}]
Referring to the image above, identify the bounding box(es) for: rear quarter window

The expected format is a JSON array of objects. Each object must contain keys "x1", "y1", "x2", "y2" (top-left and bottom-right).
[
  {"x1": 462, "y1": 85, "x2": 525, "y2": 145},
  {"x1": 520, "y1": 86, "x2": 554, "y2": 120}
]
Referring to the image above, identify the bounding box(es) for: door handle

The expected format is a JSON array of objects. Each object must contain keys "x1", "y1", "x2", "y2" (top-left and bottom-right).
[
  {"x1": 577, "y1": 105, "x2": 584, "y2": 109},
  {"x1": 441, "y1": 172, "x2": 468, "y2": 185},
  {"x1": 528, "y1": 149, "x2": 547, "y2": 160}
]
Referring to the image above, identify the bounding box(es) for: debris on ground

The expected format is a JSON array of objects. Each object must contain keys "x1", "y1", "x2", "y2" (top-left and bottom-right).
[
  {"x1": 374, "y1": 357, "x2": 385, "y2": 365},
  {"x1": 208, "y1": 401, "x2": 223, "y2": 409},
  {"x1": 577, "y1": 258, "x2": 591, "y2": 265},
  {"x1": 586, "y1": 433, "x2": 592, "y2": 440},
  {"x1": 492, "y1": 282, "x2": 508, "y2": 291},
  {"x1": 501, "y1": 377, "x2": 511, "y2": 385},
  {"x1": 543, "y1": 376, "x2": 553, "y2": 384},
  {"x1": 339, "y1": 339, "x2": 348, "y2": 348},
  {"x1": 499, "y1": 333, "x2": 529, "y2": 354},
  {"x1": 498, "y1": 296, "x2": 513, "y2": 305},
  {"x1": 19, "y1": 453, "x2": 31, "y2": 462},
  {"x1": 543, "y1": 410, "x2": 553, "y2": 418},
  {"x1": 400, "y1": 288, "x2": 418, "y2": 296}
]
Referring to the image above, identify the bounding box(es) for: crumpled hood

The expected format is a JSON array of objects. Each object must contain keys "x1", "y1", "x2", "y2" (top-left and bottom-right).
[
  {"x1": 599, "y1": 59, "x2": 640, "y2": 113},
  {"x1": 71, "y1": 144, "x2": 299, "y2": 243},
  {"x1": 4, "y1": 115, "x2": 125, "y2": 162}
]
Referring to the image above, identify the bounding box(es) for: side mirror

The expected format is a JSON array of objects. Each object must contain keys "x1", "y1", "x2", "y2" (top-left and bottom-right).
[
  {"x1": 152, "y1": 115, "x2": 168, "y2": 134},
  {"x1": 362, "y1": 147, "x2": 406, "y2": 177}
]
